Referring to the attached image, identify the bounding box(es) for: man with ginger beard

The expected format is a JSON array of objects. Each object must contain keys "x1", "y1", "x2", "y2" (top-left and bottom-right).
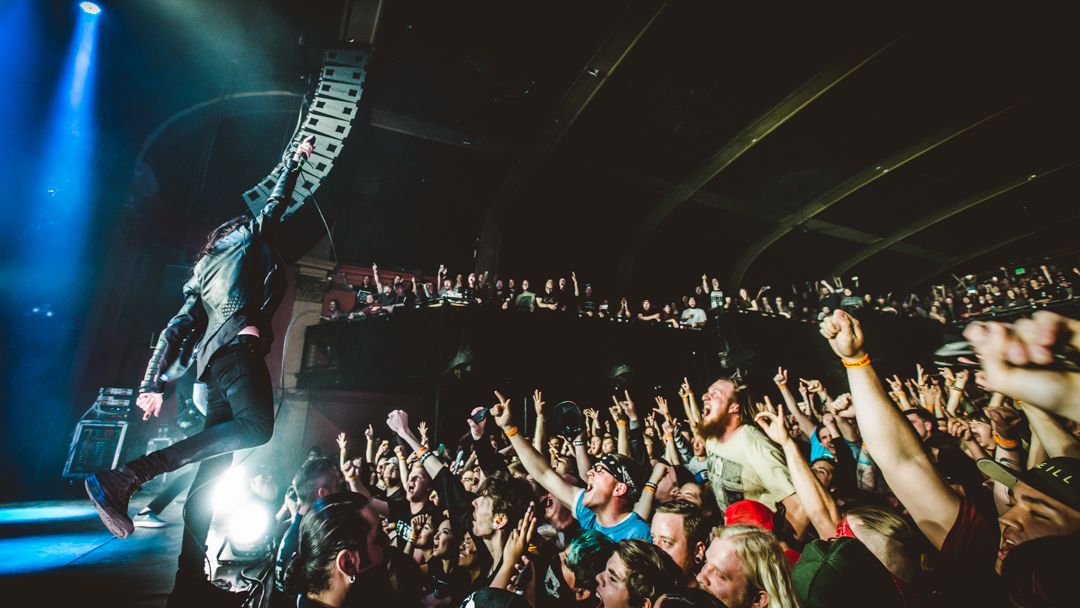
[{"x1": 696, "y1": 377, "x2": 809, "y2": 535}]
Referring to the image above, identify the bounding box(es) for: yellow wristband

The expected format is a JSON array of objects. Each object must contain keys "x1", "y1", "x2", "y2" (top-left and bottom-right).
[
  {"x1": 777, "y1": 383, "x2": 787, "y2": 389},
  {"x1": 842, "y1": 354, "x2": 871, "y2": 368},
  {"x1": 504, "y1": 426, "x2": 519, "y2": 438},
  {"x1": 616, "y1": 421, "x2": 627, "y2": 427},
  {"x1": 643, "y1": 484, "x2": 656, "y2": 493}
]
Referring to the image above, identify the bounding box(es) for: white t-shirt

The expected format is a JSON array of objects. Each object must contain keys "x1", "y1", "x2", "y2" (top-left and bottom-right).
[{"x1": 705, "y1": 425, "x2": 795, "y2": 512}]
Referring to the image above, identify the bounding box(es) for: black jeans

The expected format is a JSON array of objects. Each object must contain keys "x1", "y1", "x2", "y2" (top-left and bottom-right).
[{"x1": 127, "y1": 335, "x2": 275, "y2": 574}]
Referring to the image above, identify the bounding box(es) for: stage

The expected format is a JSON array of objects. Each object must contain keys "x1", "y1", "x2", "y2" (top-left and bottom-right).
[{"x1": 0, "y1": 495, "x2": 209, "y2": 606}]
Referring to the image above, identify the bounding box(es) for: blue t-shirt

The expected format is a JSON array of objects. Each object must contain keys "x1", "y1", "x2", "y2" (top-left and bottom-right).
[
  {"x1": 809, "y1": 427, "x2": 858, "y2": 463},
  {"x1": 573, "y1": 489, "x2": 652, "y2": 542}
]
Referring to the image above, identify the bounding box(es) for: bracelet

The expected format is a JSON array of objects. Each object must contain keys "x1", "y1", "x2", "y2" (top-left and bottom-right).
[
  {"x1": 842, "y1": 354, "x2": 871, "y2": 368},
  {"x1": 573, "y1": 439, "x2": 584, "y2": 447},
  {"x1": 663, "y1": 434, "x2": 673, "y2": 441},
  {"x1": 419, "y1": 450, "x2": 436, "y2": 465},
  {"x1": 777, "y1": 383, "x2": 787, "y2": 389},
  {"x1": 643, "y1": 482, "x2": 657, "y2": 493},
  {"x1": 993, "y1": 434, "x2": 1020, "y2": 449},
  {"x1": 504, "y1": 426, "x2": 519, "y2": 438},
  {"x1": 616, "y1": 421, "x2": 627, "y2": 427},
  {"x1": 415, "y1": 447, "x2": 428, "y2": 457}
]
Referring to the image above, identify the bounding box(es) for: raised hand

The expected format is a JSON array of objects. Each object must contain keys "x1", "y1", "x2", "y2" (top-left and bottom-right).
[
  {"x1": 365, "y1": 424, "x2": 375, "y2": 440},
  {"x1": 342, "y1": 457, "x2": 363, "y2": 485},
  {"x1": 410, "y1": 513, "x2": 431, "y2": 543},
  {"x1": 417, "y1": 421, "x2": 429, "y2": 446},
  {"x1": 829, "y1": 393, "x2": 856, "y2": 419},
  {"x1": 773, "y1": 367, "x2": 789, "y2": 387},
  {"x1": 336, "y1": 432, "x2": 348, "y2": 451},
  {"x1": 533, "y1": 389, "x2": 545, "y2": 417},
  {"x1": 467, "y1": 406, "x2": 487, "y2": 440},
  {"x1": 678, "y1": 377, "x2": 692, "y2": 400},
  {"x1": 986, "y1": 405, "x2": 1024, "y2": 440},
  {"x1": 615, "y1": 390, "x2": 638, "y2": 421},
  {"x1": 492, "y1": 391, "x2": 514, "y2": 430},
  {"x1": 501, "y1": 504, "x2": 537, "y2": 565},
  {"x1": 653, "y1": 396, "x2": 671, "y2": 420},
  {"x1": 375, "y1": 439, "x2": 390, "y2": 459},
  {"x1": 387, "y1": 410, "x2": 411, "y2": 438},
  {"x1": 819, "y1": 309, "x2": 866, "y2": 360},
  {"x1": 293, "y1": 134, "x2": 315, "y2": 162},
  {"x1": 754, "y1": 400, "x2": 792, "y2": 447},
  {"x1": 946, "y1": 418, "x2": 973, "y2": 442},
  {"x1": 608, "y1": 403, "x2": 625, "y2": 423},
  {"x1": 394, "y1": 445, "x2": 406, "y2": 459}
]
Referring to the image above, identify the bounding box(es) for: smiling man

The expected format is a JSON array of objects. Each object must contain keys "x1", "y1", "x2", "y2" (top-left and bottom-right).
[{"x1": 492, "y1": 391, "x2": 652, "y2": 542}]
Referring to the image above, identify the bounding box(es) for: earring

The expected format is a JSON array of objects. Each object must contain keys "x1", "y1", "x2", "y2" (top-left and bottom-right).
[{"x1": 349, "y1": 574, "x2": 357, "y2": 584}]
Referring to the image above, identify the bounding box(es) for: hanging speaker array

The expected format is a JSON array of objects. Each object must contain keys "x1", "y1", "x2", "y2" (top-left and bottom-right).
[{"x1": 242, "y1": 48, "x2": 370, "y2": 216}]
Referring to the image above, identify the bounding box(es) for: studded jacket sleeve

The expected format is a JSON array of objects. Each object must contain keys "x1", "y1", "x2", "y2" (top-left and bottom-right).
[{"x1": 139, "y1": 284, "x2": 207, "y2": 394}]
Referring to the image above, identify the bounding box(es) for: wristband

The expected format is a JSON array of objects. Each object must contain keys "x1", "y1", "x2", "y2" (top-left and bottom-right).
[
  {"x1": 419, "y1": 450, "x2": 436, "y2": 465},
  {"x1": 842, "y1": 354, "x2": 871, "y2": 368},
  {"x1": 663, "y1": 434, "x2": 673, "y2": 441},
  {"x1": 777, "y1": 383, "x2": 787, "y2": 389},
  {"x1": 643, "y1": 482, "x2": 657, "y2": 493},
  {"x1": 573, "y1": 439, "x2": 584, "y2": 447},
  {"x1": 616, "y1": 421, "x2": 627, "y2": 427},
  {"x1": 993, "y1": 434, "x2": 1019, "y2": 449},
  {"x1": 504, "y1": 426, "x2": 519, "y2": 438},
  {"x1": 415, "y1": 447, "x2": 428, "y2": 457}
]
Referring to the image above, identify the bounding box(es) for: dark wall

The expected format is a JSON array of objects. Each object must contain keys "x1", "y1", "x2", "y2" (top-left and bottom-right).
[{"x1": 298, "y1": 309, "x2": 948, "y2": 444}]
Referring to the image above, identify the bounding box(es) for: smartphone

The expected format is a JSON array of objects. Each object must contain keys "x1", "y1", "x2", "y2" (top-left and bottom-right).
[{"x1": 471, "y1": 409, "x2": 488, "y2": 424}]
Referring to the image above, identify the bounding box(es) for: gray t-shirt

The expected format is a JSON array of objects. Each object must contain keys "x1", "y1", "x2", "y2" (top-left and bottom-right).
[{"x1": 681, "y1": 307, "x2": 707, "y2": 325}]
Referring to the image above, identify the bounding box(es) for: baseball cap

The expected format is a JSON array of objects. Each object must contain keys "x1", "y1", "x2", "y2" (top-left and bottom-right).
[
  {"x1": 597, "y1": 453, "x2": 642, "y2": 499},
  {"x1": 977, "y1": 457, "x2": 1080, "y2": 512},
  {"x1": 791, "y1": 537, "x2": 904, "y2": 608},
  {"x1": 724, "y1": 500, "x2": 776, "y2": 531}
]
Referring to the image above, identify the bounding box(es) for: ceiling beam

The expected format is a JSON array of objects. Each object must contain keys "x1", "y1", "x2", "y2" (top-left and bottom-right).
[
  {"x1": 727, "y1": 104, "x2": 1015, "y2": 289},
  {"x1": 617, "y1": 170, "x2": 948, "y2": 259},
  {"x1": 627, "y1": 38, "x2": 900, "y2": 261},
  {"x1": 831, "y1": 161, "x2": 1079, "y2": 276},
  {"x1": 369, "y1": 108, "x2": 518, "y2": 155},
  {"x1": 474, "y1": 0, "x2": 668, "y2": 272},
  {"x1": 905, "y1": 213, "x2": 1080, "y2": 288}
]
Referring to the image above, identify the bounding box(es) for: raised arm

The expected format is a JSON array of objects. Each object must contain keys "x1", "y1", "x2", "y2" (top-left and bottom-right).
[
  {"x1": 532, "y1": 389, "x2": 546, "y2": 452},
  {"x1": 1020, "y1": 402, "x2": 1080, "y2": 459},
  {"x1": 571, "y1": 270, "x2": 580, "y2": 297},
  {"x1": 678, "y1": 377, "x2": 702, "y2": 427},
  {"x1": 492, "y1": 391, "x2": 581, "y2": 508},
  {"x1": 964, "y1": 311, "x2": 1080, "y2": 423},
  {"x1": 371, "y1": 263, "x2": 383, "y2": 293},
  {"x1": 775, "y1": 368, "x2": 815, "y2": 439},
  {"x1": 820, "y1": 309, "x2": 960, "y2": 549},
  {"x1": 755, "y1": 402, "x2": 840, "y2": 539}
]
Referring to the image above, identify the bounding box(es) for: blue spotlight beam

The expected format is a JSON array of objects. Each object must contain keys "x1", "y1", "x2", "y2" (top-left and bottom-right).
[{"x1": 27, "y1": 4, "x2": 101, "y2": 302}]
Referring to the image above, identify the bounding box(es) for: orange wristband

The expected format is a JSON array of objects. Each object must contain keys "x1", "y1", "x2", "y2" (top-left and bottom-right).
[
  {"x1": 993, "y1": 434, "x2": 1019, "y2": 449},
  {"x1": 504, "y1": 426, "x2": 519, "y2": 438},
  {"x1": 842, "y1": 354, "x2": 871, "y2": 368},
  {"x1": 616, "y1": 421, "x2": 627, "y2": 427}
]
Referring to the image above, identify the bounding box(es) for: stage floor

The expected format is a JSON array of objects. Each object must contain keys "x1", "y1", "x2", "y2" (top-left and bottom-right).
[{"x1": 1, "y1": 495, "x2": 191, "y2": 606}]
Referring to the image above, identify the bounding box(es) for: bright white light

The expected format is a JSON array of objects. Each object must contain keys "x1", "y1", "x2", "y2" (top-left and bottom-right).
[
  {"x1": 212, "y1": 466, "x2": 249, "y2": 513},
  {"x1": 80, "y1": 2, "x2": 101, "y2": 15},
  {"x1": 227, "y1": 502, "x2": 271, "y2": 547}
]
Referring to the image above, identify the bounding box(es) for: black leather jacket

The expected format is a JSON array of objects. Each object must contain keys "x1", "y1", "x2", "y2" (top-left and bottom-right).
[{"x1": 139, "y1": 159, "x2": 303, "y2": 393}]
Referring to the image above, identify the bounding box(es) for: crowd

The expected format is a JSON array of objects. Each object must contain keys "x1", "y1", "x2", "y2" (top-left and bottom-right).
[
  {"x1": 321, "y1": 261, "x2": 1079, "y2": 330},
  {"x1": 269, "y1": 306, "x2": 1080, "y2": 607}
]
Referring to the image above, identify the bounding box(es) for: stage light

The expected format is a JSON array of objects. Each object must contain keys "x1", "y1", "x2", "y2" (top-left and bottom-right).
[
  {"x1": 225, "y1": 502, "x2": 272, "y2": 550},
  {"x1": 79, "y1": 2, "x2": 101, "y2": 15},
  {"x1": 212, "y1": 466, "x2": 250, "y2": 513}
]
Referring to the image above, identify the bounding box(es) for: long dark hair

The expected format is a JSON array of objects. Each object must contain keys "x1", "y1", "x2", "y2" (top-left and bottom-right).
[
  {"x1": 284, "y1": 492, "x2": 374, "y2": 596},
  {"x1": 194, "y1": 214, "x2": 250, "y2": 266}
]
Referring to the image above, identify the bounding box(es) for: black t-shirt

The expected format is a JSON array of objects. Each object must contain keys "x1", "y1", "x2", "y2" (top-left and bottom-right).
[{"x1": 388, "y1": 498, "x2": 439, "y2": 542}]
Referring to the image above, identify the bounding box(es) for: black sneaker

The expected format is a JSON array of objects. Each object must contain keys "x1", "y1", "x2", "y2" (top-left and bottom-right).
[{"x1": 85, "y1": 468, "x2": 140, "y2": 538}]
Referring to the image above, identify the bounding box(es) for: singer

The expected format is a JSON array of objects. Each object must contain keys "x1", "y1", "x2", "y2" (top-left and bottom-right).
[{"x1": 85, "y1": 136, "x2": 316, "y2": 599}]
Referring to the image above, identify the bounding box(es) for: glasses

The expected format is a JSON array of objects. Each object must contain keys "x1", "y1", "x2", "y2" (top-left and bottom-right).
[{"x1": 591, "y1": 462, "x2": 614, "y2": 477}]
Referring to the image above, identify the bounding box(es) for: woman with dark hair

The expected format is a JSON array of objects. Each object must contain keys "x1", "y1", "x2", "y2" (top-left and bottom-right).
[{"x1": 84, "y1": 137, "x2": 316, "y2": 595}]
